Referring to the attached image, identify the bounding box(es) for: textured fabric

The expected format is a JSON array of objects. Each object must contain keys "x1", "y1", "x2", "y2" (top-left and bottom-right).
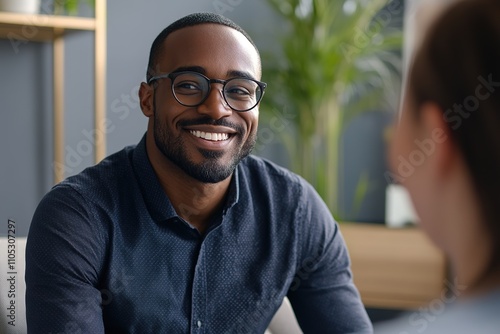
[{"x1": 26, "y1": 134, "x2": 372, "y2": 334}]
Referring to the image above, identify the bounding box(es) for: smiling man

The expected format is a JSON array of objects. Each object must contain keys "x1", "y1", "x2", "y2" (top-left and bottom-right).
[{"x1": 25, "y1": 13, "x2": 372, "y2": 333}]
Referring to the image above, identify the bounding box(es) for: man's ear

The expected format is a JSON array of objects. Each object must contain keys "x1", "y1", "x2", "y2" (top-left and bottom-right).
[
  {"x1": 139, "y1": 82, "x2": 154, "y2": 117},
  {"x1": 419, "y1": 102, "x2": 457, "y2": 177}
]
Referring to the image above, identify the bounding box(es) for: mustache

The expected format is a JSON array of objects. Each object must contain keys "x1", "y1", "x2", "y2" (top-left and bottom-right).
[{"x1": 178, "y1": 117, "x2": 244, "y2": 134}]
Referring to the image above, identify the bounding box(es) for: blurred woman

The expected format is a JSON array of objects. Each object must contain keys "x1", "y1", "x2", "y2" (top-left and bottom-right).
[{"x1": 376, "y1": 0, "x2": 500, "y2": 332}]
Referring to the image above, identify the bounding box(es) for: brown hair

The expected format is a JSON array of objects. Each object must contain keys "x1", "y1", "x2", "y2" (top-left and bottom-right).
[{"x1": 409, "y1": 0, "x2": 500, "y2": 280}]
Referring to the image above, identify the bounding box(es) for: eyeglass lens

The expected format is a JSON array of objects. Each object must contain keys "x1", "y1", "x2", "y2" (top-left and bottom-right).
[{"x1": 172, "y1": 72, "x2": 262, "y2": 111}]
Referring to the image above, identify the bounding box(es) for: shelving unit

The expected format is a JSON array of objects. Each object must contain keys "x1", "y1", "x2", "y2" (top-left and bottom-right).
[{"x1": 0, "y1": 0, "x2": 106, "y2": 183}]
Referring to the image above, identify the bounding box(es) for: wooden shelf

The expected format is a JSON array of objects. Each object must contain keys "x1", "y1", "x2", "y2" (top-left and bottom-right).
[
  {"x1": 0, "y1": 12, "x2": 95, "y2": 41},
  {"x1": 340, "y1": 223, "x2": 447, "y2": 310},
  {"x1": 0, "y1": 2, "x2": 106, "y2": 183},
  {"x1": 0, "y1": 11, "x2": 96, "y2": 30}
]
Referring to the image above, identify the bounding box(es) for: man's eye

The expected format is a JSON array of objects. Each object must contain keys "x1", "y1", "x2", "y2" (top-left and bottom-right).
[
  {"x1": 226, "y1": 87, "x2": 251, "y2": 96},
  {"x1": 176, "y1": 82, "x2": 201, "y2": 91}
]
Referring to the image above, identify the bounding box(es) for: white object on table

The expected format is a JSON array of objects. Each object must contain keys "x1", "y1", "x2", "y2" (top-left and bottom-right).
[{"x1": 385, "y1": 184, "x2": 419, "y2": 227}]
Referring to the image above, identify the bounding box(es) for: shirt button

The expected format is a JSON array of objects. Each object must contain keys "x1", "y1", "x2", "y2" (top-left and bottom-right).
[{"x1": 197, "y1": 320, "x2": 202, "y2": 328}]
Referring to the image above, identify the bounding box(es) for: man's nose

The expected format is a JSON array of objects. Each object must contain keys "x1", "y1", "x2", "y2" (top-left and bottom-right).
[{"x1": 196, "y1": 86, "x2": 232, "y2": 119}]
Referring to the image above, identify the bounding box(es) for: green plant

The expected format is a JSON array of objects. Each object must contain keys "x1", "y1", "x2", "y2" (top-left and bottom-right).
[
  {"x1": 261, "y1": 0, "x2": 402, "y2": 217},
  {"x1": 54, "y1": 0, "x2": 95, "y2": 15}
]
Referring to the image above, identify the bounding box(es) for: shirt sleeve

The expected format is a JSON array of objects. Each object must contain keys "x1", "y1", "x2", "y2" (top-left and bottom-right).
[
  {"x1": 287, "y1": 181, "x2": 373, "y2": 334},
  {"x1": 25, "y1": 185, "x2": 106, "y2": 334}
]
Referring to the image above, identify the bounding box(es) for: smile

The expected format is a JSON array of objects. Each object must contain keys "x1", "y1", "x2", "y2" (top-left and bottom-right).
[{"x1": 189, "y1": 130, "x2": 229, "y2": 142}]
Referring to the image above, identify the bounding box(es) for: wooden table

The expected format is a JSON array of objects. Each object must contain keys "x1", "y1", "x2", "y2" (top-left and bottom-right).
[{"x1": 340, "y1": 223, "x2": 447, "y2": 309}]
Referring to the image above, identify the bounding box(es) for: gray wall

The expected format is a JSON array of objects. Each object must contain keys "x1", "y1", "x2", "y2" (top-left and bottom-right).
[
  {"x1": 0, "y1": 41, "x2": 54, "y2": 237},
  {"x1": 0, "y1": 0, "x2": 393, "y2": 237}
]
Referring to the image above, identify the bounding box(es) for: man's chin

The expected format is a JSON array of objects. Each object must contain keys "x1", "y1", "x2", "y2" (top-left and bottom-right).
[
  {"x1": 184, "y1": 159, "x2": 235, "y2": 184},
  {"x1": 198, "y1": 148, "x2": 226, "y2": 160},
  {"x1": 153, "y1": 125, "x2": 254, "y2": 183}
]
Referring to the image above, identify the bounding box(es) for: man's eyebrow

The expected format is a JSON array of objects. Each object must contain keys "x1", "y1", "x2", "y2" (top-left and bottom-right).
[
  {"x1": 227, "y1": 70, "x2": 256, "y2": 80},
  {"x1": 170, "y1": 67, "x2": 256, "y2": 80},
  {"x1": 171, "y1": 66, "x2": 206, "y2": 74}
]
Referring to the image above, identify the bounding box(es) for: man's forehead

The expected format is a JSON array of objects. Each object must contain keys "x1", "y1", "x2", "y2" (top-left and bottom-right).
[
  {"x1": 159, "y1": 24, "x2": 261, "y2": 78},
  {"x1": 164, "y1": 23, "x2": 252, "y2": 46}
]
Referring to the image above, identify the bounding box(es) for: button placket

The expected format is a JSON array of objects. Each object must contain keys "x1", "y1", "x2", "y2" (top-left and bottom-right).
[{"x1": 191, "y1": 241, "x2": 207, "y2": 333}]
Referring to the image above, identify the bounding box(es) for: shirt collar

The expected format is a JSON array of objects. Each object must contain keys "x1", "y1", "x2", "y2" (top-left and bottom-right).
[
  {"x1": 132, "y1": 133, "x2": 178, "y2": 222},
  {"x1": 224, "y1": 165, "x2": 240, "y2": 213},
  {"x1": 132, "y1": 133, "x2": 240, "y2": 222}
]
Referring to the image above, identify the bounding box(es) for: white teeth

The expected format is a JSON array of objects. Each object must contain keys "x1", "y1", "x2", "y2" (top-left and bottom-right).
[{"x1": 189, "y1": 130, "x2": 229, "y2": 141}]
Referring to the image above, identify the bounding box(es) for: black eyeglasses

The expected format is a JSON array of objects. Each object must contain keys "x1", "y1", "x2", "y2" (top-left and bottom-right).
[{"x1": 148, "y1": 71, "x2": 267, "y2": 112}]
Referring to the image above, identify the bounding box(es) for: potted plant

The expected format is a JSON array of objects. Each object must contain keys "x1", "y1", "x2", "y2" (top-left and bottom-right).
[
  {"x1": 262, "y1": 0, "x2": 403, "y2": 218},
  {"x1": 53, "y1": 0, "x2": 95, "y2": 15}
]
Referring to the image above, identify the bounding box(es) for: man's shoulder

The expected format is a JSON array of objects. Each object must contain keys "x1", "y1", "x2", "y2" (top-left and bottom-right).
[
  {"x1": 375, "y1": 292, "x2": 500, "y2": 334},
  {"x1": 240, "y1": 155, "x2": 302, "y2": 183},
  {"x1": 238, "y1": 155, "x2": 313, "y2": 198},
  {"x1": 238, "y1": 155, "x2": 333, "y2": 219},
  {"x1": 51, "y1": 144, "x2": 137, "y2": 204}
]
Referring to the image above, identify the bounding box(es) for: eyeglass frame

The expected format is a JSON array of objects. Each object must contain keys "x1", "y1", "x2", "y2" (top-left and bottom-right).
[{"x1": 147, "y1": 71, "x2": 267, "y2": 112}]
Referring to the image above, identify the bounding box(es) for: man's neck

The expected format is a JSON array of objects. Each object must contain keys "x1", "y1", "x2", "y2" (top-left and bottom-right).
[{"x1": 146, "y1": 134, "x2": 232, "y2": 234}]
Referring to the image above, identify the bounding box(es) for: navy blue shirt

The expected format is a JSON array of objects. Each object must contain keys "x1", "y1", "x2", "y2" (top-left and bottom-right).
[{"x1": 26, "y1": 134, "x2": 372, "y2": 333}]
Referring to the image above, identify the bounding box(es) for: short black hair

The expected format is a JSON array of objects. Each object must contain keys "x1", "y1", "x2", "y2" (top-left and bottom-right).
[{"x1": 146, "y1": 12, "x2": 259, "y2": 81}]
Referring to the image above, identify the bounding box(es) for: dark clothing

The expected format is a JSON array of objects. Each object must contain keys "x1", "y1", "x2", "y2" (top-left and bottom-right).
[{"x1": 26, "y1": 134, "x2": 372, "y2": 333}]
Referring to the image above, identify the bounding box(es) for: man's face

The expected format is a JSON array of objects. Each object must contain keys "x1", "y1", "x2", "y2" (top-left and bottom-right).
[{"x1": 147, "y1": 24, "x2": 261, "y2": 183}]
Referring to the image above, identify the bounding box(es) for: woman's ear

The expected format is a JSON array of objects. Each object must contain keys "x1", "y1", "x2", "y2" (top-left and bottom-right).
[
  {"x1": 419, "y1": 102, "x2": 457, "y2": 177},
  {"x1": 139, "y1": 82, "x2": 154, "y2": 117}
]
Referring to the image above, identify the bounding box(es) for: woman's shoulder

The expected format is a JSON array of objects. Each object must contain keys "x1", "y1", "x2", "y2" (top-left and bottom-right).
[{"x1": 374, "y1": 290, "x2": 500, "y2": 334}]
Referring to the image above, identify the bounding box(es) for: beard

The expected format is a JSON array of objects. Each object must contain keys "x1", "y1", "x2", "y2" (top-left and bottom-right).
[{"x1": 153, "y1": 109, "x2": 256, "y2": 183}]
